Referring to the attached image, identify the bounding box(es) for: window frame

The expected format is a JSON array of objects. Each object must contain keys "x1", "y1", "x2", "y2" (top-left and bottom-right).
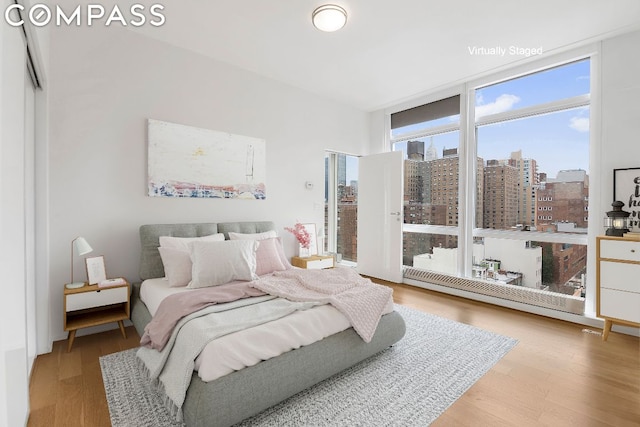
[{"x1": 385, "y1": 45, "x2": 599, "y2": 311}]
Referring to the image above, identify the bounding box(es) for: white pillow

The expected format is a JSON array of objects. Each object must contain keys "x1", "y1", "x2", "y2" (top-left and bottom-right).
[
  {"x1": 228, "y1": 230, "x2": 277, "y2": 241},
  {"x1": 188, "y1": 240, "x2": 259, "y2": 289},
  {"x1": 158, "y1": 247, "x2": 192, "y2": 287},
  {"x1": 159, "y1": 233, "x2": 225, "y2": 251},
  {"x1": 228, "y1": 230, "x2": 291, "y2": 269}
]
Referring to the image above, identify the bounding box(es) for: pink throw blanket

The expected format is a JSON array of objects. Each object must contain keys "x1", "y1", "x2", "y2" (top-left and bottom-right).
[
  {"x1": 140, "y1": 282, "x2": 266, "y2": 351},
  {"x1": 249, "y1": 268, "x2": 392, "y2": 343}
]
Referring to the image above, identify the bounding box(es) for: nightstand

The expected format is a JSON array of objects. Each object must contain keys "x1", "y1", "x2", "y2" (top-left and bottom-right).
[
  {"x1": 63, "y1": 281, "x2": 130, "y2": 352},
  {"x1": 291, "y1": 255, "x2": 335, "y2": 269}
]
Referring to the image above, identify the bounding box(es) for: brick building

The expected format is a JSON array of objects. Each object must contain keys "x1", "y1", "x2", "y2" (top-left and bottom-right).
[
  {"x1": 483, "y1": 160, "x2": 519, "y2": 229},
  {"x1": 536, "y1": 169, "x2": 589, "y2": 228}
]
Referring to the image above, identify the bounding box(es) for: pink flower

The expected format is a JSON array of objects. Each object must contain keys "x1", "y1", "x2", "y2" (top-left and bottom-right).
[{"x1": 285, "y1": 223, "x2": 311, "y2": 248}]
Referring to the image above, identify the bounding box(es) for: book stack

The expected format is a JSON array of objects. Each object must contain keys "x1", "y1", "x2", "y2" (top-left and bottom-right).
[{"x1": 98, "y1": 277, "x2": 127, "y2": 288}]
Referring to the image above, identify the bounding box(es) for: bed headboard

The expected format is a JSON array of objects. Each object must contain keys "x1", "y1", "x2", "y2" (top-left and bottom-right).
[{"x1": 139, "y1": 221, "x2": 275, "y2": 280}]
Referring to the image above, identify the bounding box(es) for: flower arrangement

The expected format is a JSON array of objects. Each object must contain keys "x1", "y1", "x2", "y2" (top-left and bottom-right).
[{"x1": 285, "y1": 222, "x2": 311, "y2": 248}]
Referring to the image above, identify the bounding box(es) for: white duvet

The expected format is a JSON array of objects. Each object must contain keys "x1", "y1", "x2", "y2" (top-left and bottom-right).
[{"x1": 140, "y1": 277, "x2": 393, "y2": 382}]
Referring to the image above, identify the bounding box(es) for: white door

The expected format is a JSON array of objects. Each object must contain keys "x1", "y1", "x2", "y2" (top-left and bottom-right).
[{"x1": 357, "y1": 151, "x2": 403, "y2": 282}]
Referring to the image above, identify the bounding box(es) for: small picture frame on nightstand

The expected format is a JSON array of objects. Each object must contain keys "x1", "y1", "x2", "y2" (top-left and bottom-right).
[{"x1": 85, "y1": 255, "x2": 107, "y2": 285}]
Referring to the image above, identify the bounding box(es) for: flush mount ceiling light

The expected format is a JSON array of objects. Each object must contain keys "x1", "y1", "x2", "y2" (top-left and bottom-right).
[{"x1": 312, "y1": 4, "x2": 347, "y2": 32}]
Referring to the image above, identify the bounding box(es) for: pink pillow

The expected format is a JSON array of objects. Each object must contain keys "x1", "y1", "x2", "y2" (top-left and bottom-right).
[
  {"x1": 158, "y1": 247, "x2": 192, "y2": 287},
  {"x1": 255, "y1": 238, "x2": 287, "y2": 276}
]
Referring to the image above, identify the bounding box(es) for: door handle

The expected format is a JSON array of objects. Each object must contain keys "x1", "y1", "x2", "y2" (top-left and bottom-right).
[{"x1": 390, "y1": 212, "x2": 401, "y2": 216}]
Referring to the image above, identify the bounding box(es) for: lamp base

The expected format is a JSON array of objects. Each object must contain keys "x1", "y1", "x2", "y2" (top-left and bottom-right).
[
  {"x1": 605, "y1": 228, "x2": 629, "y2": 237},
  {"x1": 65, "y1": 282, "x2": 86, "y2": 289}
]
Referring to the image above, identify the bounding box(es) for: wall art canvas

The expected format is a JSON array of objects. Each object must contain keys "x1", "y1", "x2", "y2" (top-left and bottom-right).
[
  {"x1": 613, "y1": 167, "x2": 640, "y2": 231},
  {"x1": 148, "y1": 119, "x2": 266, "y2": 199}
]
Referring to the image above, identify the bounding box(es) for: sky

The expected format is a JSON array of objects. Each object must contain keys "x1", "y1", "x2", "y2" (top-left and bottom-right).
[{"x1": 390, "y1": 59, "x2": 591, "y2": 179}]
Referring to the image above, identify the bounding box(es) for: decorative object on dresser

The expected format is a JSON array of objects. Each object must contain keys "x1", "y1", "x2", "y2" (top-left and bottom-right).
[
  {"x1": 604, "y1": 201, "x2": 631, "y2": 237},
  {"x1": 596, "y1": 235, "x2": 640, "y2": 341},
  {"x1": 64, "y1": 279, "x2": 130, "y2": 352},
  {"x1": 66, "y1": 236, "x2": 93, "y2": 289},
  {"x1": 613, "y1": 167, "x2": 640, "y2": 232},
  {"x1": 291, "y1": 255, "x2": 335, "y2": 269}
]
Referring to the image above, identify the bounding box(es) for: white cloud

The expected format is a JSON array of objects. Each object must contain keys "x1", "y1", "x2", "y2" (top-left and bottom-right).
[
  {"x1": 569, "y1": 117, "x2": 589, "y2": 132},
  {"x1": 475, "y1": 94, "x2": 520, "y2": 118}
]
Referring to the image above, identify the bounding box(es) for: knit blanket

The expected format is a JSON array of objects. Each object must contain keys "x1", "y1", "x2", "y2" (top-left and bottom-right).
[
  {"x1": 249, "y1": 268, "x2": 392, "y2": 343},
  {"x1": 136, "y1": 296, "x2": 317, "y2": 422}
]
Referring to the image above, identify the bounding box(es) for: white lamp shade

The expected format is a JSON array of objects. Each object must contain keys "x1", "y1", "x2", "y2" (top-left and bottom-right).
[
  {"x1": 312, "y1": 4, "x2": 347, "y2": 32},
  {"x1": 73, "y1": 237, "x2": 93, "y2": 256}
]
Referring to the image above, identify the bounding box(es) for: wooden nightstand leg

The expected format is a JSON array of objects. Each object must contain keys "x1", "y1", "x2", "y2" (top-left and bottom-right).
[
  {"x1": 602, "y1": 319, "x2": 612, "y2": 341},
  {"x1": 67, "y1": 330, "x2": 77, "y2": 352},
  {"x1": 118, "y1": 320, "x2": 127, "y2": 339}
]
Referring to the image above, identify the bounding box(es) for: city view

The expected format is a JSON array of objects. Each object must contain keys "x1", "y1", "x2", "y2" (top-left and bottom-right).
[{"x1": 326, "y1": 59, "x2": 590, "y2": 299}]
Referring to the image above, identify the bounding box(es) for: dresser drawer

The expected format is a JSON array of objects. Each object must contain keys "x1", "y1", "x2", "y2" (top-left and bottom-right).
[
  {"x1": 600, "y1": 239, "x2": 640, "y2": 262},
  {"x1": 599, "y1": 261, "x2": 640, "y2": 293},
  {"x1": 600, "y1": 288, "x2": 640, "y2": 323},
  {"x1": 66, "y1": 286, "x2": 128, "y2": 312}
]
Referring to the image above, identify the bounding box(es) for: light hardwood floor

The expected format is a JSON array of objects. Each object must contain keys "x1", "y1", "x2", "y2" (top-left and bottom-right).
[{"x1": 28, "y1": 282, "x2": 639, "y2": 426}]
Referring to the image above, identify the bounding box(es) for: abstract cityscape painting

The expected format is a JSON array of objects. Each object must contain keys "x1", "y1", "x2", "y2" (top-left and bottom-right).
[{"x1": 147, "y1": 119, "x2": 266, "y2": 199}]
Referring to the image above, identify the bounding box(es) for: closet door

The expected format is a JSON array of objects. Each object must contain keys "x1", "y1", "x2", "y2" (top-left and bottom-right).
[
  {"x1": 0, "y1": 19, "x2": 30, "y2": 426},
  {"x1": 25, "y1": 68, "x2": 37, "y2": 371}
]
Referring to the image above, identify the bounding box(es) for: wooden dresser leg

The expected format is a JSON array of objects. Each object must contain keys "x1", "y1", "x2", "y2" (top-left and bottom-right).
[
  {"x1": 67, "y1": 330, "x2": 76, "y2": 352},
  {"x1": 118, "y1": 320, "x2": 127, "y2": 339},
  {"x1": 602, "y1": 319, "x2": 612, "y2": 341}
]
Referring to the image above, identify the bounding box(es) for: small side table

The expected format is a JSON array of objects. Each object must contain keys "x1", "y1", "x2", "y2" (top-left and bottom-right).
[
  {"x1": 291, "y1": 255, "x2": 335, "y2": 270},
  {"x1": 63, "y1": 280, "x2": 130, "y2": 352}
]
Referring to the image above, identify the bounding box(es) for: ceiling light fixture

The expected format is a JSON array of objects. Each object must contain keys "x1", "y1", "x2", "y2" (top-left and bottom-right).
[{"x1": 312, "y1": 4, "x2": 347, "y2": 32}]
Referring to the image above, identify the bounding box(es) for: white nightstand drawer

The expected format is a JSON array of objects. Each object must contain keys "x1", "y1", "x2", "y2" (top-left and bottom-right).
[
  {"x1": 600, "y1": 261, "x2": 640, "y2": 293},
  {"x1": 600, "y1": 288, "x2": 640, "y2": 323},
  {"x1": 66, "y1": 286, "x2": 128, "y2": 312},
  {"x1": 600, "y1": 239, "x2": 640, "y2": 262},
  {"x1": 306, "y1": 257, "x2": 335, "y2": 269}
]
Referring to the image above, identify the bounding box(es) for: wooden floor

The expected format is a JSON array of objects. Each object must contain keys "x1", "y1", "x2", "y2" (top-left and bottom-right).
[{"x1": 28, "y1": 282, "x2": 639, "y2": 426}]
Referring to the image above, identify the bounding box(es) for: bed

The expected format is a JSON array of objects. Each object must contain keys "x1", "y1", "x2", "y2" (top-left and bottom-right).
[{"x1": 130, "y1": 221, "x2": 406, "y2": 427}]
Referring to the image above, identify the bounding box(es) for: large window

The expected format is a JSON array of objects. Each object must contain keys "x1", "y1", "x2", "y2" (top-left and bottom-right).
[
  {"x1": 324, "y1": 152, "x2": 359, "y2": 262},
  {"x1": 391, "y1": 57, "x2": 591, "y2": 308},
  {"x1": 391, "y1": 95, "x2": 464, "y2": 269}
]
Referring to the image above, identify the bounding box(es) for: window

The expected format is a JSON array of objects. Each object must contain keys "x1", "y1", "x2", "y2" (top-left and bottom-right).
[
  {"x1": 474, "y1": 59, "x2": 589, "y2": 296},
  {"x1": 393, "y1": 56, "x2": 591, "y2": 311},
  {"x1": 391, "y1": 94, "x2": 467, "y2": 268},
  {"x1": 324, "y1": 152, "x2": 359, "y2": 262}
]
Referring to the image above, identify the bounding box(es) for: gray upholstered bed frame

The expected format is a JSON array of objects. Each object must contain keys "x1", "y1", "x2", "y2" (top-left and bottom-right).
[{"x1": 130, "y1": 221, "x2": 406, "y2": 427}]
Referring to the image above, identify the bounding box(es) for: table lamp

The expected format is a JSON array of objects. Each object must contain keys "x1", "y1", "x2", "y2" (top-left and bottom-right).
[
  {"x1": 66, "y1": 236, "x2": 93, "y2": 289},
  {"x1": 604, "y1": 201, "x2": 630, "y2": 237}
]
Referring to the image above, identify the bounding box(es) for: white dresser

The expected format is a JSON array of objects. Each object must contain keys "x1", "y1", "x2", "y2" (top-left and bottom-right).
[{"x1": 596, "y1": 235, "x2": 640, "y2": 341}]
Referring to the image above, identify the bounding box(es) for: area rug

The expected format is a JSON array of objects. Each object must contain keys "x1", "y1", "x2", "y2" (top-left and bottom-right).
[{"x1": 100, "y1": 305, "x2": 517, "y2": 426}]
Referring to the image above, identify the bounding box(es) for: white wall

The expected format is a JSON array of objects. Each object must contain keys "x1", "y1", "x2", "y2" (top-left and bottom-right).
[
  {"x1": 586, "y1": 29, "x2": 640, "y2": 324},
  {"x1": 47, "y1": 25, "x2": 370, "y2": 341}
]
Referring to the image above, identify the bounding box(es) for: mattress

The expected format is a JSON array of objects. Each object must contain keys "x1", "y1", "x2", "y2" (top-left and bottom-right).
[{"x1": 140, "y1": 277, "x2": 393, "y2": 382}]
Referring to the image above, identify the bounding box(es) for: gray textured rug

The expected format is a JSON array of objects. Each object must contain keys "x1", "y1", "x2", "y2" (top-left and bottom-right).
[{"x1": 100, "y1": 305, "x2": 517, "y2": 426}]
